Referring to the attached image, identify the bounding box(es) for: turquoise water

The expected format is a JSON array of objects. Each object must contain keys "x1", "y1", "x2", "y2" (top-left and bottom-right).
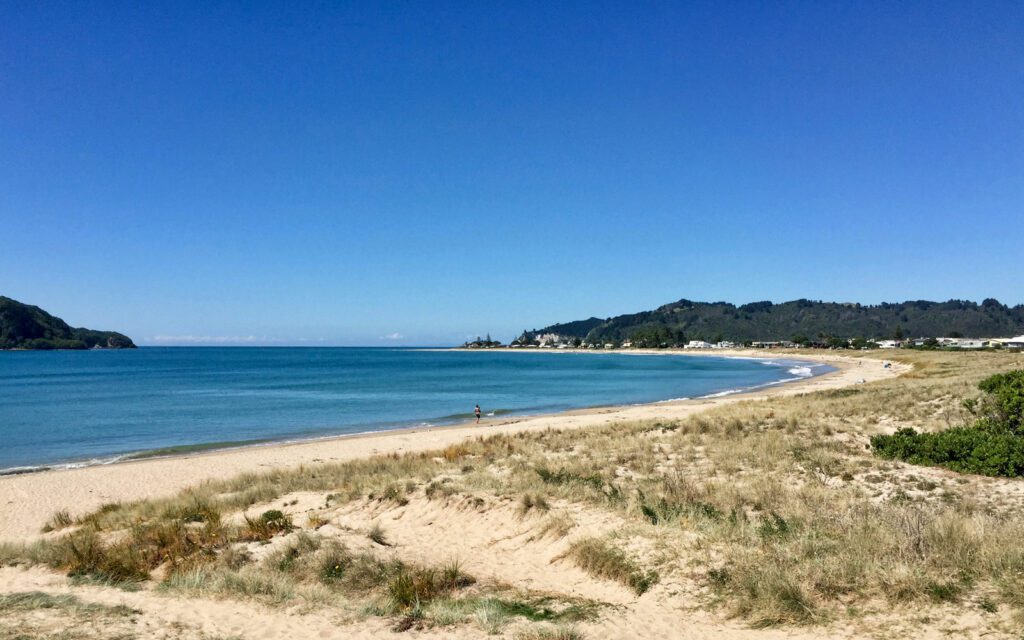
[{"x1": 0, "y1": 348, "x2": 831, "y2": 472}]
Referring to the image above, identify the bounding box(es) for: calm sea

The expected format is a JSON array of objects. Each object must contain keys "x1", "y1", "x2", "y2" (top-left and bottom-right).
[{"x1": 0, "y1": 348, "x2": 832, "y2": 472}]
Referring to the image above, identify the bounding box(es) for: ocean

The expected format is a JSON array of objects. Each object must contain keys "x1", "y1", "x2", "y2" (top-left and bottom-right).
[{"x1": 0, "y1": 347, "x2": 832, "y2": 473}]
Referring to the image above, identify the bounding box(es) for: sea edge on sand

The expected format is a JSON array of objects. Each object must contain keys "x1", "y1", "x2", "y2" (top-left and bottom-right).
[{"x1": 0, "y1": 349, "x2": 906, "y2": 541}]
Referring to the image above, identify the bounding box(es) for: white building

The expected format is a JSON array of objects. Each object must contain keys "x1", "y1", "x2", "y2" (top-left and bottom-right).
[
  {"x1": 685, "y1": 340, "x2": 711, "y2": 349},
  {"x1": 937, "y1": 337, "x2": 988, "y2": 349},
  {"x1": 1001, "y1": 335, "x2": 1024, "y2": 349}
]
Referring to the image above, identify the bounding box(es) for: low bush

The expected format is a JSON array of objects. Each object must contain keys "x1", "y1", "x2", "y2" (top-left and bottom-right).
[
  {"x1": 871, "y1": 426, "x2": 1024, "y2": 477},
  {"x1": 872, "y1": 370, "x2": 1024, "y2": 477}
]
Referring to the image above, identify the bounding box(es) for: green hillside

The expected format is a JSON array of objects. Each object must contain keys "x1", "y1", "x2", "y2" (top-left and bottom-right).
[
  {"x1": 524, "y1": 298, "x2": 1024, "y2": 345},
  {"x1": 0, "y1": 296, "x2": 136, "y2": 350}
]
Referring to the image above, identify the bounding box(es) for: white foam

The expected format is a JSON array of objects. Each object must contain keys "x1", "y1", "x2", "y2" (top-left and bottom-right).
[{"x1": 701, "y1": 388, "x2": 745, "y2": 398}]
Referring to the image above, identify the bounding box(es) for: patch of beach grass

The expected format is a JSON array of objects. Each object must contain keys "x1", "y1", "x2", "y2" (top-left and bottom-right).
[
  {"x1": 534, "y1": 512, "x2": 576, "y2": 539},
  {"x1": 566, "y1": 536, "x2": 658, "y2": 595},
  {"x1": 515, "y1": 626, "x2": 585, "y2": 640},
  {"x1": 240, "y1": 509, "x2": 292, "y2": 542},
  {"x1": 0, "y1": 591, "x2": 138, "y2": 617},
  {"x1": 367, "y1": 521, "x2": 390, "y2": 546},
  {"x1": 41, "y1": 509, "x2": 74, "y2": 533},
  {"x1": 517, "y1": 492, "x2": 550, "y2": 517},
  {"x1": 0, "y1": 591, "x2": 140, "y2": 640}
]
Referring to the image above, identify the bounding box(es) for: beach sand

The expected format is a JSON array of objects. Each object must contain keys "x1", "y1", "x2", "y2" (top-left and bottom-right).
[{"x1": 0, "y1": 350, "x2": 903, "y2": 543}]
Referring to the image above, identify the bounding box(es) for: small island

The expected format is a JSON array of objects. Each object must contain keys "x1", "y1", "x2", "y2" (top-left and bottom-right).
[{"x1": 0, "y1": 296, "x2": 136, "y2": 350}]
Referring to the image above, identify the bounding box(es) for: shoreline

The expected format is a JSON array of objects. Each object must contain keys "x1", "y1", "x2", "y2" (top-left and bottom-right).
[
  {"x1": 0, "y1": 349, "x2": 828, "y2": 477},
  {"x1": 0, "y1": 349, "x2": 905, "y2": 542}
]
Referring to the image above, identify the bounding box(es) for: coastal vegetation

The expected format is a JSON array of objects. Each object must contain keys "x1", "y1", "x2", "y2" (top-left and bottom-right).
[
  {"x1": 3, "y1": 350, "x2": 1024, "y2": 637},
  {"x1": 872, "y1": 370, "x2": 1024, "y2": 476},
  {"x1": 0, "y1": 296, "x2": 136, "y2": 350},
  {"x1": 0, "y1": 591, "x2": 142, "y2": 640},
  {"x1": 524, "y1": 297, "x2": 1024, "y2": 345}
]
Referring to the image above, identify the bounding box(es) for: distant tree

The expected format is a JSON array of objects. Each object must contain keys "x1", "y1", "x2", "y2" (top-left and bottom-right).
[
  {"x1": 894, "y1": 325, "x2": 905, "y2": 340},
  {"x1": 949, "y1": 331, "x2": 963, "y2": 339},
  {"x1": 826, "y1": 335, "x2": 848, "y2": 349}
]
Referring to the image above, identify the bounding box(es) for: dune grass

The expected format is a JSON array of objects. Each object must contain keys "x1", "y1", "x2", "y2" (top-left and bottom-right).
[
  {"x1": 0, "y1": 591, "x2": 141, "y2": 640},
  {"x1": 566, "y1": 537, "x2": 658, "y2": 595}
]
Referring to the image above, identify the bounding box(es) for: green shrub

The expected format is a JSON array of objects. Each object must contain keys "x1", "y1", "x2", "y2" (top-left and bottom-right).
[
  {"x1": 871, "y1": 427, "x2": 1024, "y2": 477},
  {"x1": 872, "y1": 370, "x2": 1024, "y2": 477},
  {"x1": 974, "y1": 370, "x2": 1024, "y2": 433}
]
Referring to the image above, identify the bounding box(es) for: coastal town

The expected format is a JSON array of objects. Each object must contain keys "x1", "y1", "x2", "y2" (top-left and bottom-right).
[{"x1": 463, "y1": 333, "x2": 1024, "y2": 351}]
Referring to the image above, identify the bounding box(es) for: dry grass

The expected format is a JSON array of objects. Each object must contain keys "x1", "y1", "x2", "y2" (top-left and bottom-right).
[
  {"x1": 367, "y1": 521, "x2": 390, "y2": 546},
  {"x1": 40, "y1": 509, "x2": 74, "y2": 533},
  {"x1": 0, "y1": 591, "x2": 141, "y2": 640},
  {"x1": 565, "y1": 536, "x2": 659, "y2": 595}
]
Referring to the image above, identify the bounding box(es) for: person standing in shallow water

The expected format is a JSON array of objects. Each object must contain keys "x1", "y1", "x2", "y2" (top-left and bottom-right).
[{"x1": 474, "y1": 404, "x2": 481, "y2": 424}]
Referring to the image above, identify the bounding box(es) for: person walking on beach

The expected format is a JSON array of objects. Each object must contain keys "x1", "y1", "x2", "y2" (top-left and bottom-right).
[{"x1": 474, "y1": 404, "x2": 482, "y2": 424}]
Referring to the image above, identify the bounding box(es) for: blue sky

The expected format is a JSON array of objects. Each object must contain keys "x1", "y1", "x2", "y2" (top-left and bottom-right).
[{"x1": 2, "y1": 2, "x2": 1022, "y2": 345}]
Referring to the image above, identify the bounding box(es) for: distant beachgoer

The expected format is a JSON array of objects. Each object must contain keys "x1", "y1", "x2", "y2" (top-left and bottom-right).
[{"x1": 475, "y1": 404, "x2": 481, "y2": 424}]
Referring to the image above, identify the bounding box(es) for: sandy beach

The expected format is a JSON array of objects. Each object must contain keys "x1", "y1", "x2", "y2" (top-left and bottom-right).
[{"x1": 0, "y1": 350, "x2": 903, "y2": 543}]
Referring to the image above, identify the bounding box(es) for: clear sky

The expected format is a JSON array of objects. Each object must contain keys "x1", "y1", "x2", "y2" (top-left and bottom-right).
[{"x1": 2, "y1": 2, "x2": 1022, "y2": 346}]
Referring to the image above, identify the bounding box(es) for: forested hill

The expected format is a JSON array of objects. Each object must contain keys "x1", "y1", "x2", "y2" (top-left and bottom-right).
[
  {"x1": 0, "y1": 296, "x2": 136, "y2": 350},
  {"x1": 525, "y1": 298, "x2": 1024, "y2": 344}
]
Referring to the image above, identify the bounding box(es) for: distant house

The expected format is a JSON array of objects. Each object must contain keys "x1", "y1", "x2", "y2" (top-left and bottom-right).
[
  {"x1": 876, "y1": 340, "x2": 901, "y2": 349},
  {"x1": 1001, "y1": 335, "x2": 1024, "y2": 350},
  {"x1": 712, "y1": 341, "x2": 736, "y2": 349},
  {"x1": 955, "y1": 339, "x2": 987, "y2": 349},
  {"x1": 685, "y1": 340, "x2": 711, "y2": 349},
  {"x1": 750, "y1": 341, "x2": 781, "y2": 349},
  {"x1": 937, "y1": 337, "x2": 987, "y2": 349}
]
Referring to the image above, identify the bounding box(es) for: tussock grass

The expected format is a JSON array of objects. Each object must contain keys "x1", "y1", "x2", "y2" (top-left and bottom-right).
[
  {"x1": 241, "y1": 509, "x2": 292, "y2": 541},
  {"x1": 306, "y1": 513, "x2": 329, "y2": 529},
  {"x1": 0, "y1": 591, "x2": 137, "y2": 617},
  {"x1": 367, "y1": 521, "x2": 390, "y2": 546},
  {"x1": 0, "y1": 591, "x2": 141, "y2": 640},
  {"x1": 41, "y1": 509, "x2": 74, "y2": 533},
  {"x1": 535, "y1": 512, "x2": 576, "y2": 539},
  {"x1": 518, "y1": 492, "x2": 550, "y2": 517},
  {"x1": 515, "y1": 626, "x2": 585, "y2": 640},
  {"x1": 423, "y1": 594, "x2": 597, "y2": 632},
  {"x1": 566, "y1": 537, "x2": 658, "y2": 595}
]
